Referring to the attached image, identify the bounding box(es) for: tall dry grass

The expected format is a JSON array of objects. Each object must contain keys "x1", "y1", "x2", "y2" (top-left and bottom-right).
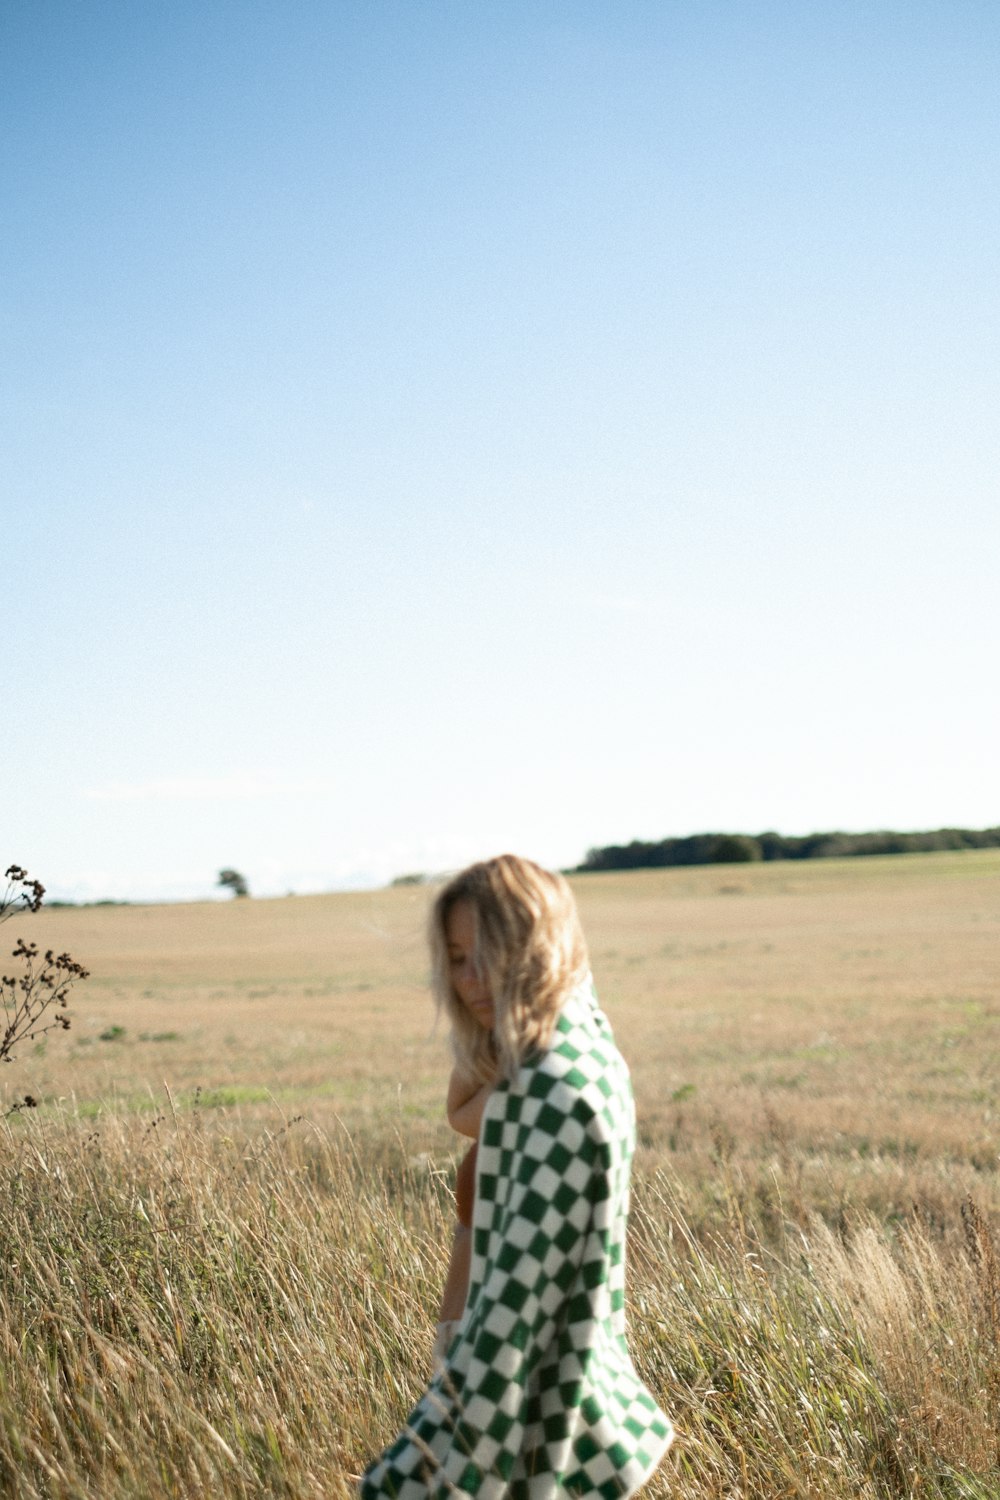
[
  {"x1": 1, "y1": 1102, "x2": 997, "y2": 1498},
  {"x1": 1, "y1": 1107, "x2": 435, "y2": 1498}
]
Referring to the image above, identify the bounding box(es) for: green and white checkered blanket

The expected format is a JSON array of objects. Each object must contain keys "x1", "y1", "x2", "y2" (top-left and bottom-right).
[{"x1": 360, "y1": 979, "x2": 673, "y2": 1498}]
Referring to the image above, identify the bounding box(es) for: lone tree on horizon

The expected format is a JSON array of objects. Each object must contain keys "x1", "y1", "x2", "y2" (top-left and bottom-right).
[{"x1": 217, "y1": 868, "x2": 249, "y2": 899}]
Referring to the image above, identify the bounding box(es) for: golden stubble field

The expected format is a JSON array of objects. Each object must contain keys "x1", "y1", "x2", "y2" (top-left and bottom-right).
[{"x1": 13, "y1": 849, "x2": 1000, "y2": 1222}]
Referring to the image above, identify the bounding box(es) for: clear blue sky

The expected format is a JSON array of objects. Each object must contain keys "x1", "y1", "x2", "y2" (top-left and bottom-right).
[{"x1": 4, "y1": 1, "x2": 998, "y2": 900}]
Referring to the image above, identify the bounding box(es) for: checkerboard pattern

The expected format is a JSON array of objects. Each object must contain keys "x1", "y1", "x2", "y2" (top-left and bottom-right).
[{"x1": 360, "y1": 979, "x2": 673, "y2": 1498}]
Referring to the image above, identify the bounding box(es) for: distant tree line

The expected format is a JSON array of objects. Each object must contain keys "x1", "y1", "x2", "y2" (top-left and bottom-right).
[{"x1": 575, "y1": 826, "x2": 1000, "y2": 872}]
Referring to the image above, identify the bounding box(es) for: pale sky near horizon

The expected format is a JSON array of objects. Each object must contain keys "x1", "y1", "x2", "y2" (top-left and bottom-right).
[{"x1": 3, "y1": 1, "x2": 998, "y2": 902}]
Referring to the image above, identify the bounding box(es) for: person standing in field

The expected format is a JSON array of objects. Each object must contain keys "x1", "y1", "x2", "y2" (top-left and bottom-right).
[{"x1": 359, "y1": 854, "x2": 673, "y2": 1498}]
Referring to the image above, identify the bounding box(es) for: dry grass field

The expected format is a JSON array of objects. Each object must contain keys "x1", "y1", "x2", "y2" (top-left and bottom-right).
[{"x1": 2, "y1": 851, "x2": 998, "y2": 1497}]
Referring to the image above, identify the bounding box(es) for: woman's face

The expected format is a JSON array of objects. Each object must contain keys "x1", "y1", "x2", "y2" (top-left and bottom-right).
[{"x1": 445, "y1": 898, "x2": 495, "y2": 1029}]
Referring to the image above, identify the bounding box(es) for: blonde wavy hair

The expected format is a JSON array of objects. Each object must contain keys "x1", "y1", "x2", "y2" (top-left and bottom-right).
[{"x1": 429, "y1": 854, "x2": 590, "y2": 1085}]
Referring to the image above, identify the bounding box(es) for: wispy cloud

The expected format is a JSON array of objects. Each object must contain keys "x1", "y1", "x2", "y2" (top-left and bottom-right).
[
  {"x1": 593, "y1": 593, "x2": 663, "y2": 618},
  {"x1": 84, "y1": 773, "x2": 336, "y2": 803}
]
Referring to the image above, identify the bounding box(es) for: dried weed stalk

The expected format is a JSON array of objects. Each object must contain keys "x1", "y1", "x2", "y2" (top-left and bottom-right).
[{"x1": 1, "y1": 865, "x2": 89, "y2": 1096}]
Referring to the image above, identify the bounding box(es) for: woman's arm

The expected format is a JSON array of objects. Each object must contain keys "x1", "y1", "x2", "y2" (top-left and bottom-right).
[
  {"x1": 436, "y1": 1223, "x2": 472, "y2": 1329},
  {"x1": 436, "y1": 1143, "x2": 478, "y2": 1330},
  {"x1": 446, "y1": 1067, "x2": 493, "y2": 1139}
]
